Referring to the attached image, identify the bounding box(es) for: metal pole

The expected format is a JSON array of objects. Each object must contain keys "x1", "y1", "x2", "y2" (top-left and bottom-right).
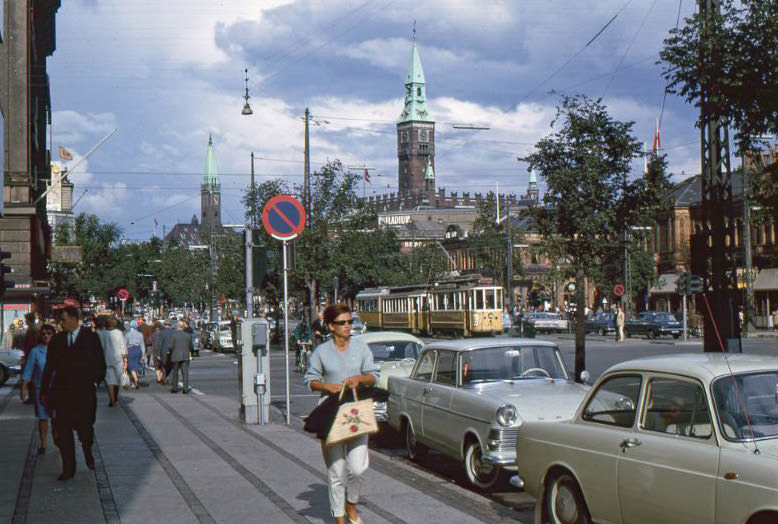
[
  {"x1": 283, "y1": 240, "x2": 291, "y2": 425},
  {"x1": 506, "y1": 203, "x2": 513, "y2": 313},
  {"x1": 682, "y1": 292, "x2": 688, "y2": 342},
  {"x1": 623, "y1": 225, "x2": 629, "y2": 314},
  {"x1": 246, "y1": 229, "x2": 253, "y2": 320},
  {"x1": 742, "y1": 151, "x2": 754, "y2": 335},
  {"x1": 304, "y1": 108, "x2": 311, "y2": 216}
]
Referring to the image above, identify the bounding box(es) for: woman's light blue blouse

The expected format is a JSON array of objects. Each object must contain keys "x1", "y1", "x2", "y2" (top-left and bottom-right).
[{"x1": 303, "y1": 338, "x2": 379, "y2": 391}]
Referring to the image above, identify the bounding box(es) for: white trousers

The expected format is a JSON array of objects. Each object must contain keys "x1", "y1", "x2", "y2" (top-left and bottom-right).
[{"x1": 321, "y1": 435, "x2": 369, "y2": 517}]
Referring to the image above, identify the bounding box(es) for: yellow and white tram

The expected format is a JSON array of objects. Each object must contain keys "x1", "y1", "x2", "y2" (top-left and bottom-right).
[{"x1": 355, "y1": 276, "x2": 504, "y2": 337}]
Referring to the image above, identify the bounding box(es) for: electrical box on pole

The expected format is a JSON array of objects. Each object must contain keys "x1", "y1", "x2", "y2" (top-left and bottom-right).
[{"x1": 238, "y1": 318, "x2": 270, "y2": 424}]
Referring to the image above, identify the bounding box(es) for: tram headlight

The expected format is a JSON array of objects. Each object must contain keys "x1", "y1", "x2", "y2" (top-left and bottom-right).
[{"x1": 497, "y1": 404, "x2": 518, "y2": 427}]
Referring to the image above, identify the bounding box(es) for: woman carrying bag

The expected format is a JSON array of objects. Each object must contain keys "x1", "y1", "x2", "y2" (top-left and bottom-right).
[{"x1": 304, "y1": 304, "x2": 379, "y2": 524}]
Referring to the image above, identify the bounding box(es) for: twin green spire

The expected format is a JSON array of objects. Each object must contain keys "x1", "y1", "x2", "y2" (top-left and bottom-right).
[
  {"x1": 203, "y1": 133, "x2": 219, "y2": 189},
  {"x1": 399, "y1": 40, "x2": 433, "y2": 123}
]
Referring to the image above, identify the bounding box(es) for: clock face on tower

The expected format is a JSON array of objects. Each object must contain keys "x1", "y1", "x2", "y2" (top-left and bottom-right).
[
  {"x1": 418, "y1": 129, "x2": 429, "y2": 142},
  {"x1": 401, "y1": 131, "x2": 409, "y2": 143}
]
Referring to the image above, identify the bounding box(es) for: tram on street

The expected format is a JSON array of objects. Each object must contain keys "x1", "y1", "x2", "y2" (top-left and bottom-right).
[{"x1": 355, "y1": 275, "x2": 504, "y2": 337}]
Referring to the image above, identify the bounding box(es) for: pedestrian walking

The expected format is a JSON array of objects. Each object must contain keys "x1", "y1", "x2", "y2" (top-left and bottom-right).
[
  {"x1": 124, "y1": 320, "x2": 145, "y2": 389},
  {"x1": 40, "y1": 306, "x2": 106, "y2": 481},
  {"x1": 166, "y1": 321, "x2": 193, "y2": 393},
  {"x1": 615, "y1": 304, "x2": 626, "y2": 342},
  {"x1": 20, "y1": 323, "x2": 56, "y2": 454},
  {"x1": 100, "y1": 317, "x2": 127, "y2": 406},
  {"x1": 304, "y1": 304, "x2": 379, "y2": 524}
]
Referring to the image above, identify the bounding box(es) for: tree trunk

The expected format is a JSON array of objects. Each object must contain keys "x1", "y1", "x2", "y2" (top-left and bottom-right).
[{"x1": 574, "y1": 269, "x2": 587, "y2": 383}]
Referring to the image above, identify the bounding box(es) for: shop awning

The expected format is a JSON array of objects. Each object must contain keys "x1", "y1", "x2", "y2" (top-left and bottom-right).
[
  {"x1": 753, "y1": 268, "x2": 778, "y2": 291},
  {"x1": 648, "y1": 273, "x2": 679, "y2": 295}
]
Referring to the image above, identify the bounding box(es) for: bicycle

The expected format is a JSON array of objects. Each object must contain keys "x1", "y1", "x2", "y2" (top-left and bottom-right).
[{"x1": 296, "y1": 341, "x2": 312, "y2": 373}]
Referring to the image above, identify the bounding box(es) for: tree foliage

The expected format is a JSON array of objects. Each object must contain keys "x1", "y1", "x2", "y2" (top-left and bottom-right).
[
  {"x1": 660, "y1": 0, "x2": 778, "y2": 220},
  {"x1": 527, "y1": 95, "x2": 643, "y2": 380}
]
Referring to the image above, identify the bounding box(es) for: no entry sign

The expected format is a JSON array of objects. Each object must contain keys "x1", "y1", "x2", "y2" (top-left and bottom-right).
[
  {"x1": 117, "y1": 288, "x2": 130, "y2": 300},
  {"x1": 613, "y1": 283, "x2": 625, "y2": 297},
  {"x1": 262, "y1": 195, "x2": 306, "y2": 240}
]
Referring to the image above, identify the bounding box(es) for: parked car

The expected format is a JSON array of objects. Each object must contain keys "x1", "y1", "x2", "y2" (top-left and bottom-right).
[
  {"x1": 585, "y1": 311, "x2": 615, "y2": 336},
  {"x1": 211, "y1": 320, "x2": 234, "y2": 352},
  {"x1": 511, "y1": 312, "x2": 569, "y2": 336},
  {"x1": 352, "y1": 331, "x2": 424, "y2": 422},
  {"x1": 0, "y1": 348, "x2": 24, "y2": 386},
  {"x1": 350, "y1": 313, "x2": 368, "y2": 336},
  {"x1": 516, "y1": 353, "x2": 778, "y2": 524},
  {"x1": 626, "y1": 310, "x2": 683, "y2": 339},
  {"x1": 388, "y1": 338, "x2": 589, "y2": 490}
]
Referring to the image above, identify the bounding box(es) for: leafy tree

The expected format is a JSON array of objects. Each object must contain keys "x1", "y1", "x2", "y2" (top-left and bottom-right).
[
  {"x1": 527, "y1": 95, "x2": 642, "y2": 381},
  {"x1": 660, "y1": 0, "x2": 778, "y2": 219}
]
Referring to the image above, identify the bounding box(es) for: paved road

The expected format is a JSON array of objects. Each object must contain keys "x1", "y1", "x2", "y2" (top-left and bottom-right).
[{"x1": 193, "y1": 331, "x2": 778, "y2": 513}]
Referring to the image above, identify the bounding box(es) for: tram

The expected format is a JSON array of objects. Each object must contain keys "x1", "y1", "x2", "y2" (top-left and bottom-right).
[{"x1": 355, "y1": 275, "x2": 504, "y2": 337}]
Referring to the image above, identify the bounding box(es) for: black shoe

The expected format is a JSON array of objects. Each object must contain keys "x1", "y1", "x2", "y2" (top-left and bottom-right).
[
  {"x1": 84, "y1": 450, "x2": 95, "y2": 470},
  {"x1": 170, "y1": 389, "x2": 179, "y2": 393},
  {"x1": 57, "y1": 472, "x2": 74, "y2": 481},
  {"x1": 182, "y1": 389, "x2": 189, "y2": 394}
]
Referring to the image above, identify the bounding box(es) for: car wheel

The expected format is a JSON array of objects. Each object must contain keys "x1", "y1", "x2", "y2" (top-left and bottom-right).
[
  {"x1": 404, "y1": 420, "x2": 426, "y2": 461},
  {"x1": 672, "y1": 333, "x2": 680, "y2": 339},
  {"x1": 0, "y1": 365, "x2": 8, "y2": 387},
  {"x1": 647, "y1": 330, "x2": 657, "y2": 339},
  {"x1": 545, "y1": 472, "x2": 591, "y2": 524},
  {"x1": 599, "y1": 328, "x2": 607, "y2": 336},
  {"x1": 464, "y1": 440, "x2": 500, "y2": 490}
]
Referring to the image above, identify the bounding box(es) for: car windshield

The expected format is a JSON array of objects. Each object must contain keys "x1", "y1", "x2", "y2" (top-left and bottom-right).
[
  {"x1": 461, "y1": 345, "x2": 568, "y2": 384},
  {"x1": 367, "y1": 340, "x2": 422, "y2": 362},
  {"x1": 712, "y1": 372, "x2": 778, "y2": 441}
]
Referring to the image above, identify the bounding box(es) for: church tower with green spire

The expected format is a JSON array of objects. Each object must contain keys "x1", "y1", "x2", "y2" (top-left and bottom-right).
[
  {"x1": 200, "y1": 133, "x2": 221, "y2": 233},
  {"x1": 397, "y1": 34, "x2": 435, "y2": 197}
]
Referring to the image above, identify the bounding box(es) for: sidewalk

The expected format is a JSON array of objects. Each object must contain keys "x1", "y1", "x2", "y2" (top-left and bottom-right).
[{"x1": 0, "y1": 378, "x2": 531, "y2": 524}]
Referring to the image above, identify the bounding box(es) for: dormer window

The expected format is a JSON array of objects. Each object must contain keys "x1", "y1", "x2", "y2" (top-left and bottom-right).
[{"x1": 417, "y1": 86, "x2": 422, "y2": 96}]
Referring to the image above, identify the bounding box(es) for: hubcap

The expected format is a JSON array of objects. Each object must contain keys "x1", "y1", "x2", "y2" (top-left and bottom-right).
[
  {"x1": 470, "y1": 446, "x2": 494, "y2": 481},
  {"x1": 551, "y1": 481, "x2": 578, "y2": 524}
]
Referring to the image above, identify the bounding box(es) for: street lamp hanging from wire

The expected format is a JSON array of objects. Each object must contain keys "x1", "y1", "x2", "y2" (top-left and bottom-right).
[{"x1": 241, "y1": 68, "x2": 253, "y2": 116}]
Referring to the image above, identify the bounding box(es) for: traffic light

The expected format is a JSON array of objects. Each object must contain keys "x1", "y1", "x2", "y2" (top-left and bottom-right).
[
  {"x1": 676, "y1": 271, "x2": 690, "y2": 295},
  {"x1": 689, "y1": 275, "x2": 704, "y2": 294},
  {"x1": 0, "y1": 251, "x2": 13, "y2": 299}
]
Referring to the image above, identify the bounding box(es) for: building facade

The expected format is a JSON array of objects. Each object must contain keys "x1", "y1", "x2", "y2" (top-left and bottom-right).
[{"x1": 0, "y1": 0, "x2": 61, "y2": 321}]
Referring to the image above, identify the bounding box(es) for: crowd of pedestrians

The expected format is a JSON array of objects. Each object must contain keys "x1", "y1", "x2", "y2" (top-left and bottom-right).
[{"x1": 12, "y1": 307, "x2": 195, "y2": 482}]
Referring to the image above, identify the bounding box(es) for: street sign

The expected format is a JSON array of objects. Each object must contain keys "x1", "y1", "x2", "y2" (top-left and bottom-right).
[
  {"x1": 262, "y1": 195, "x2": 306, "y2": 241},
  {"x1": 613, "y1": 283, "x2": 625, "y2": 297},
  {"x1": 117, "y1": 288, "x2": 130, "y2": 301}
]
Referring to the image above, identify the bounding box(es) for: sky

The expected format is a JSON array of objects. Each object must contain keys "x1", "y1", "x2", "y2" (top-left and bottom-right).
[{"x1": 47, "y1": 0, "x2": 702, "y2": 241}]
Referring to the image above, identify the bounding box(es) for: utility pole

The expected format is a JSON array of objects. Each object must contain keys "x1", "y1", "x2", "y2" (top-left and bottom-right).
[
  {"x1": 304, "y1": 107, "x2": 311, "y2": 216},
  {"x1": 246, "y1": 152, "x2": 256, "y2": 320},
  {"x1": 505, "y1": 202, "x2": 513, "y2": 313},
  {"x1": 696, "y1": 0, "x2": 740, "y2": 352},
  {"x1": 742, "y1": 151, "x2": 754, "y2": 335}
]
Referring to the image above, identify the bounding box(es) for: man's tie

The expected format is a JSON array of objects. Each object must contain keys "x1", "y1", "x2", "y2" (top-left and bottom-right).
[{"x1": 67, "y1": 332, "x2": 73, "y2": 348}]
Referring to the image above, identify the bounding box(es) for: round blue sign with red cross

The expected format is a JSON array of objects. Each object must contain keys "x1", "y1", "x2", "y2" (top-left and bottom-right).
[{"x1": 262, "y1": 195, "x2": 306, "y2": 240}]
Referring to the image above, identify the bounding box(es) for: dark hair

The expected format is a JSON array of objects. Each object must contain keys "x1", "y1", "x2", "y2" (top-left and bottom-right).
[
  {"x1": 105, "y1": 317, "x2": 118, "y2": 329},
  {"x1": 62, "y1": 305, "x2": 80, "y2": 321},
  {"x1": 39, "y1": 323, "x2": 56, "y2": 343},
  {"x1": 323, "y1": 303, "x2": 351, "y2": 325}
]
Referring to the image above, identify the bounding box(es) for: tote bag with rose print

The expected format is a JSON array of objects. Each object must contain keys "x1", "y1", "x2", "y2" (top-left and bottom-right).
[{"x1": 325, "y1": 386, "x2": 378, "y2": 446}]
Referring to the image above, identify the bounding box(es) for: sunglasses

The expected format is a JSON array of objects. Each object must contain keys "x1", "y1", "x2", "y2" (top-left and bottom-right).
[{"x1": 331, "y1": 319, "x2": 354, "y2": 326}]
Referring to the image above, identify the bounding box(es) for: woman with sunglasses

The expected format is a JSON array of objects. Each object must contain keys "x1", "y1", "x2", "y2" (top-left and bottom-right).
[
  {"x1": 20, "y1": 323, "x2": 57, "y2": 454},
  {"x1": 304, "y1": 303, "x2": 379, "y2": 524}
]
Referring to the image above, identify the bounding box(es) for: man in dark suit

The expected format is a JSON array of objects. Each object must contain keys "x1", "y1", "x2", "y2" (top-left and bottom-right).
[
  {"x1": 41, "y1": 306, "x2": 106, "y2": 481},
  {"x1": 166, "y1": 321, "x2": 193, "y2": 393}
]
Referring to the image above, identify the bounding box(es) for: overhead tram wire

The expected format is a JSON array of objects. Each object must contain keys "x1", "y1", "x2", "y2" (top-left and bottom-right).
[
  {"x1": 659, "y1": 0, "x2": 685, "y2": 131},
  {"x1": 445, "y1": 0, "x2": 635, "y2": 150},
  {"x1": 601, "y1": 0, "x2": 658, "y2": 99}
]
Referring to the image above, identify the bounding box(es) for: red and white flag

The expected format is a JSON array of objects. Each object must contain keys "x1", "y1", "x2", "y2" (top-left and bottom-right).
[
  {"x1": 651, "y1": 118, "x2": 661, "y2": 153},
  {"x1": 59, "y1": 145, "x2": 73, "y2": 161},
  {"x1": 363, "y1": 169, "x2": 371, "y2": 184}
]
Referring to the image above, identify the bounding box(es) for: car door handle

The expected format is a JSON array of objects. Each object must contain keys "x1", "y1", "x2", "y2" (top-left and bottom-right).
[
  {"x1": 422, "y1": 387, "x2": 432, "y2": 394},
  {"x1": 619, "y1": 438, "x2": 641, "y2": 449}
]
